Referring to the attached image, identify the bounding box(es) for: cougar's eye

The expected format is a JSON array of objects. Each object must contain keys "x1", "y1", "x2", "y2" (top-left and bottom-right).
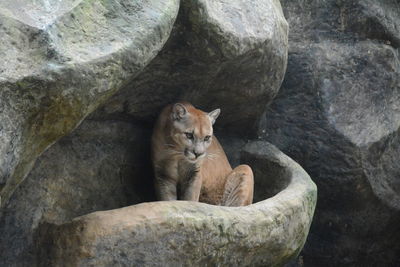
[
  {"x1": 204, "y1": 135, "x2": 211, "y2": 142},
  {"x1": 185, "y1": 132, "x2": 194, "y2": 140}
]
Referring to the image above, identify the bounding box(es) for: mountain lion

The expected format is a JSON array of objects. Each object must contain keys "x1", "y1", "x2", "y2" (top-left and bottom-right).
[{"x1": 151, "y1": 102, "x2": 253, "y2": 206}]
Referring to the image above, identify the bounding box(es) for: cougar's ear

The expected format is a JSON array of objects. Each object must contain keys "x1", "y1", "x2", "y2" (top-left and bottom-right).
[
  {"x1": 208, "y1": 108, "x2": 220, "y2": 125},
  {"x1": 172, "y1": 103, "x2": 188, "y2": 121}
]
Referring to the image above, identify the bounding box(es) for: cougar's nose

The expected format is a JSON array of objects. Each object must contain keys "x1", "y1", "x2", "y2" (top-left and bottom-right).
[{"x1": 193, "y1": 151, "x2": 204, "y2": 158}]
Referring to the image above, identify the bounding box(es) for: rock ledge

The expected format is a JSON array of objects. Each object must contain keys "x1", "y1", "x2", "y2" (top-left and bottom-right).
[{"x1": 37, "y1": 141, "x2": 317, "y2": 266}]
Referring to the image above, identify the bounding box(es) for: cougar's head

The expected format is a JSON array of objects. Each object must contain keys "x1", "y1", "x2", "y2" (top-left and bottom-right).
[{"x1": 170, "y1": 103, "x2": 220, "y2": 162}]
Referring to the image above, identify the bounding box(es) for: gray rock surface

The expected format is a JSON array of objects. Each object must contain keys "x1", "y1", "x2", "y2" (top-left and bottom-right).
[
  {"x1": 258, "y1": 0, "x2": 400, "y2": 265},
  {"x1": 35, "y1": 141, "x2": 317, "y2": 267},
  {"x1": 92, "y1": 0, "x2": 288, "y2": 135},
  {"x1": 0, "y1": 1, "x2": 300, "y2": 266},
  {"x1": 0, "y1": 0, "x2": 179, "y2": 207},
  {"x1": 0, "y1": 119, "x2": 154, "y2": 266}
]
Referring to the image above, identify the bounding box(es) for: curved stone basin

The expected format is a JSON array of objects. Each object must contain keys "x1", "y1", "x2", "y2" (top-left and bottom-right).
[{"x1": 36, "y1": 141, "x2": 317, "y2": 266}]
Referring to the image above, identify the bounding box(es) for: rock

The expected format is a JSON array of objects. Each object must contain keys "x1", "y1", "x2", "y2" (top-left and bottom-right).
[
  {"x1": 0, "y1": 0, "x2": 179, "y2": 207},
  {"x1": 35, "y1": 141, "x2": 317, "y2": 267},
  {"x1": 0, "y1": 1, "x2": 293, "y2": 265},
  {"x1": 92, "y1": 0, "x2": 288, "y2": 136},
  {"x1": 0, "y1": 119, "x2": 154, "y2": 266},
  {"x1": 258, "y1": 0, "x2": 400, "y2": 265},
  {"x1": 341, "y1": 0, "x2": 400, "y2": 47}
]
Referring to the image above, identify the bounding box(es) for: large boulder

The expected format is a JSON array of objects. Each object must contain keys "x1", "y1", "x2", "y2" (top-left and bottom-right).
[
  {"x1": 35, "y1": 141, "x2": 316, "y2": 267},
  {"x1": 93, "y1": 0, "x2": 288, "y2": 135},
  {"x1": 259, "y1": 0, "x2": 400, "y2": 265},
  {"x1": 0, "y1": 0, "x2": 179, "y2": 207}
]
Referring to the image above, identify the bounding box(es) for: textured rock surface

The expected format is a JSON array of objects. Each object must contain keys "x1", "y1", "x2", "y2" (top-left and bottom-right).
[
  {"x1": 35, "y1": 141, "x2": 316, "y2": 267},
  {"x1": 93, "y1": 0, "x2": 288, "y2": 135},
  {"x1": 0, "y1": 0, "x2": 179, "y2": 207},
  {"x1": 259, "y1": 0, "x2": 400, "y2": 265},
  {"x1": 0, "y1": 1, "x2": 297, "y2": 266},
  {"x1": 0, "y1": 119, "x2": 154, "y2": 266}
]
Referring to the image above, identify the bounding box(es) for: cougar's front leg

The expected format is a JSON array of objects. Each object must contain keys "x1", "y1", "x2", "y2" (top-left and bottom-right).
[
  {"x1": 154, "y1": 165, "x2": 177, "y2": 201},
  {"x1": 179, "y1": 162, "x2": 202, "y2": 201}
]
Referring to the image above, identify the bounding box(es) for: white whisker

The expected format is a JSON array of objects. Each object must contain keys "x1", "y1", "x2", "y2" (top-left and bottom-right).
[
  {"x1": 166, "y1": 149, "x2": 184, "y2": 155},
  {"x1": 206, "y1": 153, "x2": 220, "y2": 161},
  {"x1": 164, "y1": 143, "x2": 175, "y2": 147}
]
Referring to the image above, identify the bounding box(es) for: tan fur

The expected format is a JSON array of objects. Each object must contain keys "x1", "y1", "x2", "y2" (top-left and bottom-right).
[{"x1": 151, "y1": 102, "x2": 254, "y2": 206}]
